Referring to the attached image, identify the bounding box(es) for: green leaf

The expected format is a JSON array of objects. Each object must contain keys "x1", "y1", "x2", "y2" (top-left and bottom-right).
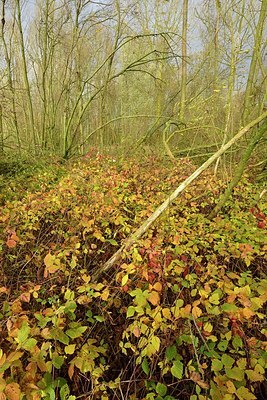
[
  {"x1": 42, "y1": 385, "x2": 55, "y2": 400},
  {"x1": 130, "y1": 288, "x2": 148, "y2": 307},
  {"x1": 22, "y1": 338, "x2": 37, "y2": 351},
  {"x1": 52, "y1": 354, "x2": 64, "y2": 369},
  {"x1": 59, "y1": 384, "x2": 70, "y2": 400},
  {"x1": 64, "y1": 301, "x2": 77, "y2": 313},
  {"x1": 108, "y1": 239, "x2": 118, "y2": 246},
  {"x1": 232, "y1": 336, "x2": 243, "y2": 349},
  {"x1": 64, "y1": 289, "x2": 75, "y2": 301},
  {"x1": 126, "y1": 306, "x2": 135, "y2": 318},
  {"x1": 66, "y1": 326, "x2": 87, "y2": 339},
  {"x1": 225, "y1": 367, "x2": 244, "y2": 381},
  {"x1": 221, "y1": 354, "x2": 235, "y2": 368},
  {"x1": 17, "y1": 322, "x2": 30, "y2": 343},
  {"x1": 221, "y1": 303, "x2": 239, "y2": 312},
  {"x1": 166, "y1": 345, "x2": 177, "y2": 361},
  {"x1": 175, "y1": 299, "x2": 184, "y2": 308},
  {"x1": 51, "y1": 328, "x2": 69, "y2": 345},
  {"x1": 217, "y1": 340, "x2": 228, "y2": 351},
  {"x1": 209, "y1": 293, "x2": 220, "y2": 305},
  {"x1": 156, "y1": 383, "x2": 167, "y2": 396},
  {"x1": 94, "y1": 315, "x2": 105, "y2": 322},
  {"x1": 142, "y1": 357, "x2": 150, "y2": 376},
  {"x1": 171, "y1": 360, "x2": 183, "y2": 379},
  {"x1": 211, "y1": 359, "x2": 223, "y2": 372}
]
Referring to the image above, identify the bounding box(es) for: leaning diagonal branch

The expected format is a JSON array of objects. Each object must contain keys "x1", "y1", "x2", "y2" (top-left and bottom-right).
[{"x1": 92, "y1": 111, "x2": 267, "y2": 281}]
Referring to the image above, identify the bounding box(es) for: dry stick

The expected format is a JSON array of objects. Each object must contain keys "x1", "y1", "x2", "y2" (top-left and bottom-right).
[{"x1": 92, "y1": 111, "x2": 267, "y2": 281}]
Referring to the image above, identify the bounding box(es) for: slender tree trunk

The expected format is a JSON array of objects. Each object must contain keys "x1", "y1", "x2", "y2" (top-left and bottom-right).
[
  {"x1": 180, "y1": 0, "x2": 188, "y2": 122},
  {"x1": 214, "y1": 1, "x2": 242, "y2": 174},
  {"x1": 15, "y1": 0, "x2": 37, "y2": 150},
  {"x1": 0, "y1": 104, "x2": 3, "y2": 155},
  {"x1": 1, "y1": 0, "x2": 21, "y2": 151},
  {"x1": 242, "y1": 0, "x2": 267, "y2": 125},
  {"x1": 213, "y1": 0, "x2": 221, "y2": 91},
  {"x1": 40, "y1": 0, "x2": 51, "y2": 150},
  {"x1": 100, "y1": 0, "x2": 121, "y2": 147}
]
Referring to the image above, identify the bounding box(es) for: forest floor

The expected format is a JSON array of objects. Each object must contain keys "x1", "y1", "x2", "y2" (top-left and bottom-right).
[{"x1": 0, "y1": 152, "x2": 266, "y2": 400}]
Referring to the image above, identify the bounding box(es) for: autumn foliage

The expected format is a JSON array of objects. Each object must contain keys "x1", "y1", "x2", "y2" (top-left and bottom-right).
[{"x1": 0, "y1": 154, "x2": 266, "y2": 400}]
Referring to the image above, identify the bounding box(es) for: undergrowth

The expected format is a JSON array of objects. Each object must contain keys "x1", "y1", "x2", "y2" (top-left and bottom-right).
[{"x1": 0, "y1": 151, "x2": 266, "y2": 400}]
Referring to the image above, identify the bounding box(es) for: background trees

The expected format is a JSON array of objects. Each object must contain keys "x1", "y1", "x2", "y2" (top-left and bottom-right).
[{"x1": 0, "y1": 0, "x2": 266, "y2": 164}]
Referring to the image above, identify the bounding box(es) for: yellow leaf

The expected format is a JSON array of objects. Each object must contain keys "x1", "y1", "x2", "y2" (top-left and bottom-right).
[
  {"x1": 101, "y1": 288, "x2": 110, "y2": 301},
  {"x1": 203, "y1": 322, "x2": 213, "y2": 333},
  {"x1": 7, "y1": 351, "x2": 23, "y2": 363},
  {"x1": 44, "y1": 253, "x2": 61, "y2": 274},
  {"x1": 153, "y1": 282, "x2": 162, "y2": 292},
  {"x1": 192, "y1": 306, "x2": 202, "y2": 319},
  {"x1": 245, "y1": 369, "x2": 264, "y2": 382},
  {"x1": 65, "y1": 344, "x2": 76, "y2": 355},
  {"x1": 81, "y1": 274, "x2": 91, "y2": 283},
  {"x1": 148, "y1": 291, "x2": 160, "y2": 306},
  {"x1": 226, "y1": 381, "x2": 236, "y2": 394},
  {"x1": 242, "y1": 308, "x2": 255, "y2": 319},
  {"x1": 0, "y1": 352, "x2": 6, "y2": 367},
  {"x1": 180, "y1": 304, "x2": 192, "y2": 318},
  {"x1": 162, "y1": 308, "x2": 172, "y2": 319},
  {"x1": 199, "y1": 289, "x2": 209, "y2": 298}
]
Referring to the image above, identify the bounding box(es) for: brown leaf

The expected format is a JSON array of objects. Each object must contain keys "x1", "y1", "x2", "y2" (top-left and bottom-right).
[
  {"x1": 5, "y1": 383, "x2": 21, "y2": 400},
  {"x1": 6, "y1": 239, "x2": 17, "y2": 249},
  {"x1": 20, "y1": 292, "x2": 31, "y2": 303},
  {"x1": 10, "y1": 233, "x2": 19, "y2": 242},
  {"x1": 133, "y1": 326, "x2": 141, "y2": 337},
  {"x1": 190, "y1": 372, "x2": 209, "y2": 389},
  {"x1": 68, "y1": 363, "x2": 75, "y2": 380}
]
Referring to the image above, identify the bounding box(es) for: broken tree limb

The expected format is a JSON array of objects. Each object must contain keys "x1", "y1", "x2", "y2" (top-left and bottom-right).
[{"x1": 92, "y1": 111, "x2": 267, "y2": 281}]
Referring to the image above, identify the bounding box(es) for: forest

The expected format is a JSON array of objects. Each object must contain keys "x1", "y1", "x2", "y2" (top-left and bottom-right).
[{"x1": 0, "y1": 0, "x2": 267, "y2": 399}]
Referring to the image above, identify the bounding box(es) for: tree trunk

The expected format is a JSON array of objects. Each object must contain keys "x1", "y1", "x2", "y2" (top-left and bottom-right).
[
  {"x1": 0, "y1": 104, "x2": 3, "y2": 155},
  {"x1": 180, "y1": 0, "x2": 188, "y2": 122},
  {"x1": 242, "y1": 0, "x2": 267, "y2": 125},
  {"x1": 15, "y1": 0, "x2": 37, "y2": 149},
  {"x1": 210, "y1": 120, "x2": 267, "y2": 218}
]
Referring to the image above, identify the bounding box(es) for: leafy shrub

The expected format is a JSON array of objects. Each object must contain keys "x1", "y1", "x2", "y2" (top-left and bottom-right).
[{"x1": 0, "y1": 154, "x2": 266, "y2": 399}]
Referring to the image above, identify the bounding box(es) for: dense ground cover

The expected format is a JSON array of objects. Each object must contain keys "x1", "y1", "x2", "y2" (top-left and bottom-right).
[{"x1": 0, "y1": 153, "x2": 266, "y2": 400}]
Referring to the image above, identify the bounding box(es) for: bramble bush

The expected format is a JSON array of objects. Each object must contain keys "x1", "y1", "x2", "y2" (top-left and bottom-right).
[{"x1": 0, "y1": 152, "x2": 266, "y2": 400}]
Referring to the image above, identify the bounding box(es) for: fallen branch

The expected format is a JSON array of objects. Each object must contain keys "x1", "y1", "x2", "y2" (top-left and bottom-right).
[{"x1": 92, "y1": 111, "x2": 267, "y2": 281}]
